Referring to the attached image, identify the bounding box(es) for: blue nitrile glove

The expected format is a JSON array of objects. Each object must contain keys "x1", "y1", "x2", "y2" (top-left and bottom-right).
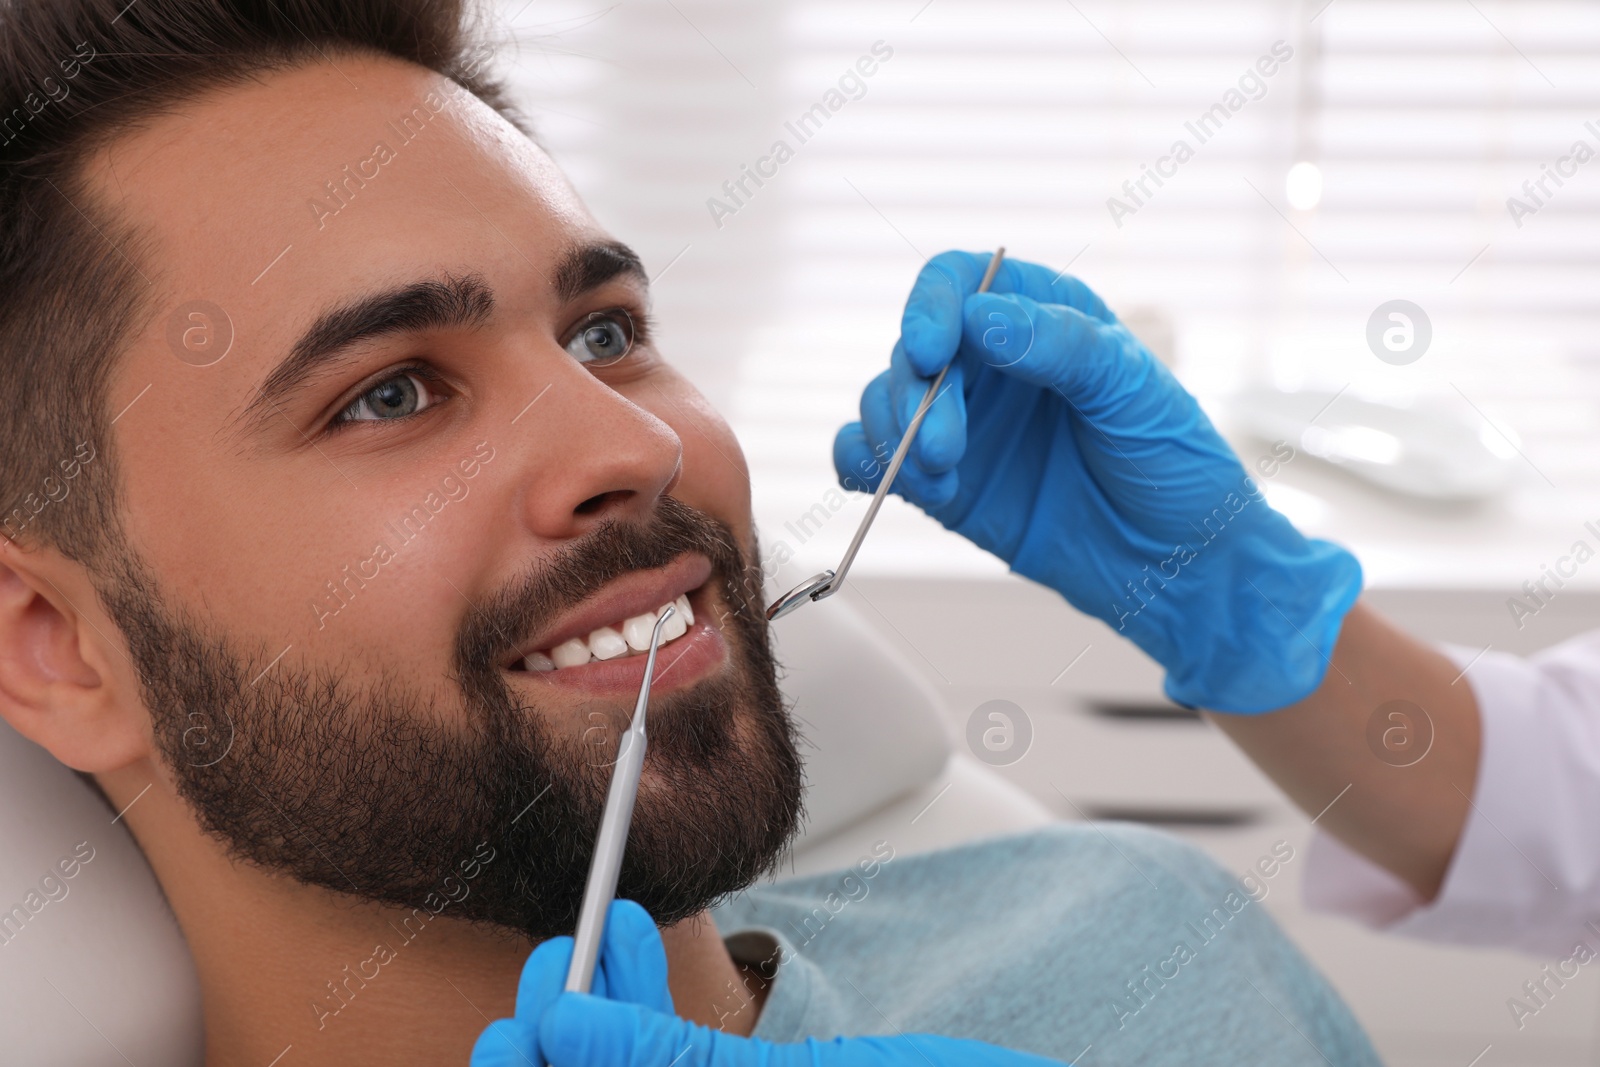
[
  {"x1": 471, "y1": 899, "x2": 673, "y2": 1067},
  {"x1": 471, "y1": 898, "x2": 1069, "y2": 1067},
  {"x1": 832, "y1": 250, "x2": 1362, "y2": 713}
]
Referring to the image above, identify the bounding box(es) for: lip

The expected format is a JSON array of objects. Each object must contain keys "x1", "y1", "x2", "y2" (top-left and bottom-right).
[{"x1": 506, "y1": 552, "x2": 715, "y2": 666}]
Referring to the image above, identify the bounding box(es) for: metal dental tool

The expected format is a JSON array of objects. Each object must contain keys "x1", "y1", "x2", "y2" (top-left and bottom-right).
[
  {"x1": 564, "y1": 604, "x2": 676, "y2": 994},
  {"x1": 766, "y1": 246, "x2": 1007, "y2": 622}
]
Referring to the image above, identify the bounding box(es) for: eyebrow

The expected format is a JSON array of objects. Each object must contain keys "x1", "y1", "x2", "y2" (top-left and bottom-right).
[
  {"x1": 243, "y1": 272, "x2": 492, "y2": 427},
  {"x1": 554, "y1": 240, "x2": 647, "y2": 304},
  {"x1": 243, "y1": 239, "x2": 648, "y2": 427}
]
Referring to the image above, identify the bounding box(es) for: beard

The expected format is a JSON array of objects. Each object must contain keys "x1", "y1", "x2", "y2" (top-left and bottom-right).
[{"x1": 95, "y1": 495, "x2": 803, "y2": 939}]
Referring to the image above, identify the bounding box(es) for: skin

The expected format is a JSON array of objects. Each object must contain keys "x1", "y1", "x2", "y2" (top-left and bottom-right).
[
  {"x1": 1206, "y1": 601, "x2": 1483, "y2": 902},
  {"x1": 0, "y1": 54, "x2": 772, "y2": 1065}
]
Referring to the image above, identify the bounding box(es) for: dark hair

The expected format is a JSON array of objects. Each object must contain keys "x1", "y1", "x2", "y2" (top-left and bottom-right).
[{"x1": 0, "y1": 0, "x2": 524, "y2": 566}]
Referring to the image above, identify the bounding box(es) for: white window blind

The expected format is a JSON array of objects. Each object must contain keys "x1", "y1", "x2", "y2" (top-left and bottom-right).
[{"x1": 494, "y1": 0, "x2": 1600, "y2": 582}]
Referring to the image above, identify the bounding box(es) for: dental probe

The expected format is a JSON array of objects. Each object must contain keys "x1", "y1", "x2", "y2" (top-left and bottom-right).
[
  {"x1": 564, "y1": 604, "x2": 675, "y2": 994},
  {"x1": 767, "y1": 246, "x2": 1006, "y2": 622}
]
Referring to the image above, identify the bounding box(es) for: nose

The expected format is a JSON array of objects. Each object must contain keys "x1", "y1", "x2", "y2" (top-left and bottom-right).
[{"x1": 513, "y1": 365, "x2": 683, "y2": 540}]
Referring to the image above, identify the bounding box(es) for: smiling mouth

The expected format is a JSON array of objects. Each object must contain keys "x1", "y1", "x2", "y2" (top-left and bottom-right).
[{"x1": 513, "y1": 592, "x2": 697, "y2": 672}]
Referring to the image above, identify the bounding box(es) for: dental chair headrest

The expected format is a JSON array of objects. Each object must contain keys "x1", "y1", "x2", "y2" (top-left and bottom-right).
[{"x1": 0, "y1": 721, "x2": 204, "y2": 1065}]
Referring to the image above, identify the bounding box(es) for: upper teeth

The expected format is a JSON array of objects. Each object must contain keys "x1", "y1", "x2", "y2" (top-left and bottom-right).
[{"x1": 525, "y1": 594, "x2": 694, "y2": 672}]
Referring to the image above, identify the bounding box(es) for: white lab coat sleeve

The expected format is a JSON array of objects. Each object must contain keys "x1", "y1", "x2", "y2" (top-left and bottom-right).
[{"x1": 1303, "y1": 631, "x2": 1600, "y2": 956}]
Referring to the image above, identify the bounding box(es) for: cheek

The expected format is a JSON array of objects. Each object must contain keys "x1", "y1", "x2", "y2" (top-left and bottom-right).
[
  {"x1": 643, "y1": 378, "x2": 750, "y2": 524},
  {"x1": 117, "y1": 423, "x2": 478, "y2": 700}
]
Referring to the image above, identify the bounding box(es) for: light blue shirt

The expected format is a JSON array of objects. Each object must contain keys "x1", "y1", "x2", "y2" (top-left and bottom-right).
[{"x1": 711, "y1": 823, "x2": 1380, "y2": 1066}]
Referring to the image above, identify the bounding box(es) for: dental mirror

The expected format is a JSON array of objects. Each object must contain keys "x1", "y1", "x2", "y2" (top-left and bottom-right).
[{"x1": 766, "y1": 246, "x2": 1006, "y2": 622}]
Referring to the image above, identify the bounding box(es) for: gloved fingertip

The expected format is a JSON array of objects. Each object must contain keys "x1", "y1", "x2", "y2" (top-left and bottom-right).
[
  {"x1": 601, "y1": 900, "x2": 673, "y2": 1014},
  {"x1": 857, "y1": 383, "x2": 907, "y2": 485},
  {"x1": 902, "y1": 259, "x2": 972, "y2": 377},
  {"x1": 911, "y1": 363, "x2": 966, "y2": 473},
  {"x1": 516, "y1": 936, "x2": 574, "y2": 1018},
  {"x1": 833, "y1": 424, "x2": 882, "y2": 493},
  {"x1": 471, "y1": 1018, "x2": 541, "y2": 1067},
  {"x1": 606, "y1": 899, "x2": 656, "y2": 947},
  {"x1": 895, "y1": 372, "x2": 925, "y2": 432},
  {"x1": 901, "y1": 313, "x2": 956, "y2": 377}
]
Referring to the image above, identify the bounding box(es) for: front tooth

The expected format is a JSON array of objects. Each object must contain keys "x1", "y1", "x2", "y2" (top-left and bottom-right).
[
  {"x1": 588, "y1": 625, "x2": 629, "y2": 660},
  {"x1": 551, "y1": 638, "x2": 590, "y2": 669},
  {"x1": 621, "y1": 612, "x2": 658, "y2": 652},
  {"x1": 675, "y1": 594, "x2": 694, "y2": 626},
  {"x1": 659, "y1": 603, "x2": 688, "y2": 642},
  {"x1": 524, "y1": 650, "x2": 556, "y2": 672}
]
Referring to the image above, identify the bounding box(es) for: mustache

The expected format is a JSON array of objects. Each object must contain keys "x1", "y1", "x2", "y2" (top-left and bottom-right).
[{"x1": 454, "y1": 496, "x2": 751, "y2": 673}]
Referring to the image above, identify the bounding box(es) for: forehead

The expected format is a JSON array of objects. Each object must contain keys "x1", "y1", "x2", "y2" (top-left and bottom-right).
[{"x1": 85, "y1": 53, "x2": 595, "y2": 385}]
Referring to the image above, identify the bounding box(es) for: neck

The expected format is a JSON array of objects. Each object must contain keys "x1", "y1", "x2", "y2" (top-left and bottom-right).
[{"x1": 97, "y1": 762, "x2": 767, "y2": 1067}]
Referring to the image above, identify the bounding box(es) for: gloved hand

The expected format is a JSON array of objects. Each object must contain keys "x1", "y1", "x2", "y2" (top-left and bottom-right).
[
  {"x1": 832, "y1": 250, "x2": 1362, "y2": 713},
  {"x1": 471, "y1": 898, "x2": 1068, "y2": 1067}
]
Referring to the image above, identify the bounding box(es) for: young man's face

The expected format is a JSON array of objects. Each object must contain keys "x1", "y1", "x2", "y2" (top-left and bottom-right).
[{"x1": 72, "y1": 54, "x2": 802, "y2": 935}]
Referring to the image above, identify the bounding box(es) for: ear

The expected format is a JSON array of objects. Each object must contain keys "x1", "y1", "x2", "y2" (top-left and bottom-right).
[{"x1": 0, "y1": 538, "x2": 147, "y2": 772}]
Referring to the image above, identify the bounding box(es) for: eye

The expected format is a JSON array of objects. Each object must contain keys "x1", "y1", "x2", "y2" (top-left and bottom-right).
[
  {"x1": 564, "y1": 309, "x2": 635, "y2": 367},
  {"x1": 334, "y1": 371, "x2": 440, "y2": 425}
]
